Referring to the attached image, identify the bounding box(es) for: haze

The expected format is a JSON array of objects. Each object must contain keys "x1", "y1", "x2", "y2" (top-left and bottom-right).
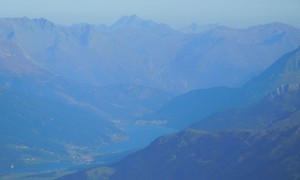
[{"x1": 0, "y1": 0, "x2": 300, "y2": 28}]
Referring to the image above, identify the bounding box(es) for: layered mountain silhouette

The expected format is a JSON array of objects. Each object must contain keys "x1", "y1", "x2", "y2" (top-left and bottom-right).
[
  {"x1": 180, "y1": 23, "x2": 221, "y2": 34},
  {"x1": 1, "y1": 15, "x2": 300, "y2": 178},
  {"x1": 0, "y1": 33, "x2": 173, "y2": 175},
  {"x1": 110, "y1": 124, "x2": 300, "y2": 180},
  {"x1": 0, "y1": 45, "x2": 121, "y2": 174},
  {"x1": 1, "y1": 16, "x2": 300, "y2": 92},
  {"x1": 61, "y1": 46, "x2": 300, "y2": 180},
  {"x1": 146, "y1": 46, "x2": 300, "y2": 129}
]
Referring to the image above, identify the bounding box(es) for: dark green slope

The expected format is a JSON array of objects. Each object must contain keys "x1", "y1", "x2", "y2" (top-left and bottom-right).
[{"x1": 110, "y1": 125, "x2": 300, "y2": 180}]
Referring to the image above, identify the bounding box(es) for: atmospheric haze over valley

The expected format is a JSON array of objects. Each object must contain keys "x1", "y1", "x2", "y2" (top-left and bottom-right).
[{"x1": 1, "y1": 1, "x2": 300, "y2": 179}]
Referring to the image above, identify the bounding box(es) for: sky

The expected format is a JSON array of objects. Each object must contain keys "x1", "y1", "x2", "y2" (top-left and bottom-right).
[{"x1": 0, "y1": 0, "x2": 299, "y2": 28}]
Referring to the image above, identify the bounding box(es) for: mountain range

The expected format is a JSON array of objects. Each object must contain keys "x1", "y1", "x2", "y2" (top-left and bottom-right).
[
  {"x1": 145, "y1": 46, "x2": 300, "y2": 129},
  {"x1": 1, "y1": 16, "x2": 300, "y2": 92},
  {"x1": 0, "y1": 36, "x2": 173, "y2": 176},
  {"x1": 61, "y1": 44, "x2": 300, "y2": 180},
  {"x1": 1, "y1": 15, "x2": 300, "y2": 178}
]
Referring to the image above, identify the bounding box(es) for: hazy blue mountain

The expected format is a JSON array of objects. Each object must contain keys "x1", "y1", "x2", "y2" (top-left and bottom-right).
[
  {"x1": 192, "y1": 85, "x2": 300, "y2": 131},
  {"x1": 170, "y1": 23, "x2": 300, "y2": 89},
  {"x1": 0, "y1": 39, "x2": 175, "y2": 176},
  {"x1": 0, "y1": 16, "x2": 186, "y2": 92},
  {"x1": 145, "y1": 46, "x2": 300, "y2": 129},
  {"x1": 111, "y1": 15, "x2": 170, "y2": 31},
  {"x1": 141, "y1": 86, "x2": 244, "y2": 129},
  {"x1": 190, "y1": 46, "x2": 300, "y2": 131},
  {"x1": 0, "y1": 80, "x2": 173, "y2": 176},
  {"x1": 105, "y1": 87, "x2": 300, "y2": 180},
  {"x1": 0, "y1": 45, "x2": 123, "y2": 175},
  {"x1": 243, "y1": 45, "x2": 300, "y2": 101},
  {"x1": 61, "y1": 91, "x2": 300, "y2": 179},
  {"x1": 2, "y1": 16, "x2": 300, "y2": 178},
  {"x1": 66, "y1": 75, "x2": 300, "y2": 180},
  {"x1": 1, "y1": 17, "x2": 300, "y2": 92},
  {"x1": 58, "y1": 45, "x2": 300, "y2": 180},
  {"x1": 179, "y1": 23, "x2": 220, "y2": 34},
  {"x1": 62, "y1": 87, "x2": 300, "y2": 179}
]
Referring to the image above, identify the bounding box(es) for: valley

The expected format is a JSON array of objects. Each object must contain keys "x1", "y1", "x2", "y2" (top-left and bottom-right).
[
  {"x1": 61, "y1": 46, "x2": 300, "y2": 180},
  {"x1": 1, "y1": 15, "x2": 300, "y2": 179}
]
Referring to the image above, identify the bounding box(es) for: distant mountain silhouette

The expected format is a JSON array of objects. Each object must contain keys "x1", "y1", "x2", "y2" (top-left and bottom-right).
[
  {"x1": 62, "y1": 87, "x2": 300, "y2": 179},
  {"x1": 1, "y1": 17, "x2": 300, "y2": 92},
  {"x1": 2, "y1": 16, "x2": 300, "y2": 178},
  {"x1": 180, "y1": 23, "x2": 220, "y2": 34},
  {"x1": 145, "y1": 46, "x2": 300, "y2": 129},
  {"x1": 0, "y1": 32, "x2": 174, "y2": 175},
  {"x1": 63, "y1": 47, "x2": 300, "y2": 180}
]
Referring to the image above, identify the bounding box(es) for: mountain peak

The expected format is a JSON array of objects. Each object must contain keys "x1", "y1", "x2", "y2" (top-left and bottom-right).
[
  {"x1": 180, "y1": 23, "x2": 220, "y2": 34},
  {"x1": 117, "y1": 15, "x2": 141, "y2": 24},
  {"x1": 247, "y1": 22, "x2": 300, "y2": 32},
  {"x1": 126, "y1": 14, "x2": 139, "y2": 21},
  {"x1": 111, "y1": 15, "x2": 141, "y2": 28},
  {"x1": 111, "y1": 15, "x2": 169, "y2": 30}
]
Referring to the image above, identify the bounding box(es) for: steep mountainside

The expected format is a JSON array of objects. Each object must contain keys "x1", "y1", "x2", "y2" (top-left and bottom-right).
[
  {"x1": 0, "y1": 65, "x2": 124, "y2": 176},
  {"x1": 170, "y1": 23, "x2": 300, "y2": 89},
  {"x1": 146, "y1": 46, "x2": 300, "y2": 129},
  {"x1": 0, "y1": 32, "x2": 175, "y2": 176},
  {"x1": 192, "y1": 86, "x2": 300, "y2": 131},
  {"x1": 2, "y1": 16, "x2": 300, "y2": 178},
  {"x1": 59, "y1": 46, "x2": 300, "y2": 180},
  {"x1": 1, "y1": 17, "x2": 300, "y2": 92},
  {"x1": 141, "y1": 86, "x2": 244, "y2": 129},
  {"x1": 109, "y1": 125, "x2": 300, "y2": 180},
  {"x1": 243, "y1": 45, "x2": 300, "y2": 100},
  {"x1": 61, "y1": 86, "x2": 300, "y2": 180}
]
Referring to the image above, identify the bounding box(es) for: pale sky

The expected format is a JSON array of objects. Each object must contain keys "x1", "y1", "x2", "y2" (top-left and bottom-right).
[{"x1": 0, "y1": 0, "x2": 299, "y2": 28}]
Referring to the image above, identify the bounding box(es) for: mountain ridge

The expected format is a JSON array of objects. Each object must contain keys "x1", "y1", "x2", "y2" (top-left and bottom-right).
[
  {"x1": 145, "y1": 46, "x2": 300, "y2": 129},
  {"x1": 2, "y1": 16, "x2": 300, "y2": 178},
  {"x1": 62, "y1": 47, "x2": 300, "y2": 180},
  {"x1": 1, "y1": 17, "x2": 300, "y2": 92}
]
